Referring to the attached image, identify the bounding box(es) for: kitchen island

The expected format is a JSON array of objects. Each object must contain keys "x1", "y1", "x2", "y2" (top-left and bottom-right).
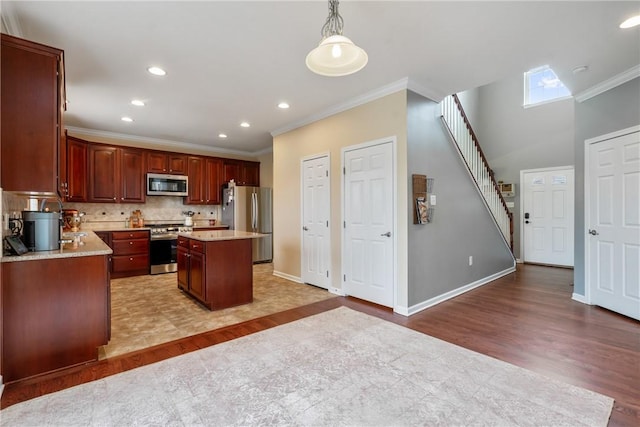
[
  {"x1": 176, "y1": 230, "x2": 264, "y2": 310},
  {"x1": 1, "y1": 232, "x2": 112, "y2": 382}
]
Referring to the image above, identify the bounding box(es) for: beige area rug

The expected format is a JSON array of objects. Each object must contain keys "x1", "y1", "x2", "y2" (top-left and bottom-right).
[
  {"x1": 1, "y1": 307, "x2": 613, "y2": 426},
  {"x1": 101, "y1": 263, "x2": 334, "y2": 358}
]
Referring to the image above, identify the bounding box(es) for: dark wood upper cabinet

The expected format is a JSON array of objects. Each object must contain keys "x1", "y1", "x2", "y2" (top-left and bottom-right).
[
  {"x1": 146, "y1": 151, "x2": 187, "y2": 175},
  {"x1": 87, "y1": 143, "x2": 145, "y2": 203},
  {"x1": 88, "y1": 144, "x2": 119, "y2": 203},
  {"x1": 1, "y1": 34, "x2": 65, "y2": 194},
  {"x1": 205, "y1": 158, "x2": 223, "y2": 205},
  {"x1": 66, "y1": 136, "x2": 87, "y2": 202},
  {"x1": 120, "y1": 148, "x2": 145, "y2": 203},
  {"x1": 185, "y1": 156, "x2": 205, "y2": 204},
  {"x1": 223, "y1": 159, "x2": 260, "y2": 186}
]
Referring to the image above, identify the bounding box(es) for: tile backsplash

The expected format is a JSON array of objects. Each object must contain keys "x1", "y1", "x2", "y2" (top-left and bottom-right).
[{"x1": 2, "y1": 192, "x2": 222, "y2": 232}]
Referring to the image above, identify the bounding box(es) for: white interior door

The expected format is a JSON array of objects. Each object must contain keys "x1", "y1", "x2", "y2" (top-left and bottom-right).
[
  {"x1": 301, "y1": 155, "x2": 330, "y2": 289},
  {"x1": 343, "y1": 141, "x2": 394, "y2": 307},
  {"x1": 522, "y1": 167, "x2": 574, "y2": 266},
  {"x1": 587, "y1": 129, "x2": 640, "y2": 320}
]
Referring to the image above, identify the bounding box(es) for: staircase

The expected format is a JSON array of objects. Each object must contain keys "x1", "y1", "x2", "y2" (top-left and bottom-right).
[{"x1": 440, "y1": 94, "x2": 514, "y2": 251}]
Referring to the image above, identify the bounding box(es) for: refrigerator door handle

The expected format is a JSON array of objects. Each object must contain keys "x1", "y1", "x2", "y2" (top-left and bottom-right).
[{"x1": 252, "y1": 192, "x2": 258, "y2": 231}]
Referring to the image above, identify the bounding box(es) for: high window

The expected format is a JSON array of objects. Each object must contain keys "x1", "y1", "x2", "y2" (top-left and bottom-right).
[{"x1": 524, "y1": 65, "x2": 571, "y2": 107}]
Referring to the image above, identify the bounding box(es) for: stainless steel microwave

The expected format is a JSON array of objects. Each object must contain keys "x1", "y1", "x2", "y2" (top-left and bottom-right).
[{"x1": 147, "y1": 173, "x2": 188, "y2": 196}]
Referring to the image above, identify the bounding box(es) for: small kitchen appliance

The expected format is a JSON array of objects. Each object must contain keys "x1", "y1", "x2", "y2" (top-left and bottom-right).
[
  {"x1": 22, "y1": 210, "x2": 61, "y2": 251},
  {"x1": 182, "y1": 211, "x2": 195, "y2": 226}
]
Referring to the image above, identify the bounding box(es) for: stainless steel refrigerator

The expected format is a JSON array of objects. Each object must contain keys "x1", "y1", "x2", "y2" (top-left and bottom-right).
[{"x1": 221, "y1": 186, "x2": 272, "y2": 263}]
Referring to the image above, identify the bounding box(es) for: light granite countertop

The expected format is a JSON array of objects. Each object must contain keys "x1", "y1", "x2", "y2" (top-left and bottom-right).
[
  {"x1": 179, "y1": 230, "x2": 265, "y2": 242},
  {"x1": 1, "y1": 231, "x2": 113, "y2": 263}
]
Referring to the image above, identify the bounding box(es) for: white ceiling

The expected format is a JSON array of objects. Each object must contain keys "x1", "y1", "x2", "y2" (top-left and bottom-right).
[{"x1": 3, "y1": 1, "x2": 639, "y2": 156}]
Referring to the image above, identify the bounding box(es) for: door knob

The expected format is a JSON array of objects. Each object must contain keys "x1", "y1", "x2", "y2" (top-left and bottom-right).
[
  {"x1": 588, "y1": 229, "x2": 599, "y2": 236},
  {"x1": 381, "y1": 231, "x2": 391, "y2": 237},
  {"x1": 303, "y1": 226, "x2": 309, "y2": 231}
]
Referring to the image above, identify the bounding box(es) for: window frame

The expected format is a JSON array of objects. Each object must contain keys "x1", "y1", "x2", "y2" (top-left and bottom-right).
[{"x1": 523, "y1": 65, "x2": 572, "y2": 108}]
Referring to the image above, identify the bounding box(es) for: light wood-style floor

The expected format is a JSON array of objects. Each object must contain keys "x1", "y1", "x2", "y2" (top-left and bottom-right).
[{"x1": 2, "y1": 264, "x2": 638, "y2": 427}]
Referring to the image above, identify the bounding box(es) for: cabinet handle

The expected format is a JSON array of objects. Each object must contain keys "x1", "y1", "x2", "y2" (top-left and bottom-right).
[
  {"x1": 129, "y1": 241, "x2": 133, "y2": 245},
  {"x1": 113, "y1": 197, "x2": 116, "y2": 200},
  {"x1": 129, "y1": 257, "x2": 133, "y2": 261}
]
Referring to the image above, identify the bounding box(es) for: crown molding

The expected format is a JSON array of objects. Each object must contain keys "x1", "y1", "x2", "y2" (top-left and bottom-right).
[
  {"x1": 0, "y1": 2, "x2": 24, "y2": 37},
  {"x1": 574, "y1": 64, "x2": 640, "y2": 103},
  {"x1": 65, "y1": 126, "x2": 266, "y2": 157}
]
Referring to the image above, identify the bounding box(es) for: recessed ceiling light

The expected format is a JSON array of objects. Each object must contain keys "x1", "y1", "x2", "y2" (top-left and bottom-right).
[
  {"x1": 620, "y1": 15, "x2": 640, "y2": 29},
  {"x1": 240, "y1": 121, "x2": 250, "y2": 128},
  {"x1": 147, "y1": 66, "x2": 166, "y2": 76},
  {"x1": 131, "y1": 99, "x2": 145, "y2": 107},
  {"x1": 121, "y1": 116, "x2": 134, "y2": 122},
  {"x1": 572, "y1": 65, "x2": 589, "y2": 74},
  {"x1": 218, "y1": 133, "x2": 228, "y2": 139},
  {"x1": 278, "y1": 102, "x2": 290, "y2": 109}
]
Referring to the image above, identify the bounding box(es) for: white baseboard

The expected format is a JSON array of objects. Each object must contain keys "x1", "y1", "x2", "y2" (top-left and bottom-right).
[
  {"x1": 329, "y1": 287, "x2": 345, "y2": 296},
  {"x1": 272, "y1": 270, "x2": 302, "y2": 283},
  {"x1": 405, "y1": 266, "x2": 517, "y2": 316},
  {"x1": 394, "y1": 306, "x2": 410, "y2": 316},
  {"x1": 516, "y1": 258, "x2": 523, "y2": 264},
  {"x1": 572, "y1": 293, "x2": 591, "y2": 305}
]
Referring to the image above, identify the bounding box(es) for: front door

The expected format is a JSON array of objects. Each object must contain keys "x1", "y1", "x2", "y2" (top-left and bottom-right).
[
  {"x1": 343, "y1": 140, "x2": 394, "y2": 307},
  {"x1": 301, "y1": 155, "x2": 330, "y2": 289},
  {"x1": 587, "y1": 128, "x2": 640, "y2": 320},
  {"x1": 521, "y1": 167, "x2": 575, "y2": 266}
]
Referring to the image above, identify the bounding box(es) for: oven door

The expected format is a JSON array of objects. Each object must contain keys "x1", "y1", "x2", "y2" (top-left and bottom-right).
[{"x1": 150, "y1": 235, "x2": 178, "y2": 274}]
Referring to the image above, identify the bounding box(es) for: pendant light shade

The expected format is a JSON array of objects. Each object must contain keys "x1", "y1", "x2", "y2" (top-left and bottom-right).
[{"x1": 306, "y1": 0, "x2": 368, "y2": 77}]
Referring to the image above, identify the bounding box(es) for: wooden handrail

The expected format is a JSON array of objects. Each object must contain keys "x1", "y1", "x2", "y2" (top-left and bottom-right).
[{"x1": 450, "y1": 94, "x2": 514, "y2": 250}]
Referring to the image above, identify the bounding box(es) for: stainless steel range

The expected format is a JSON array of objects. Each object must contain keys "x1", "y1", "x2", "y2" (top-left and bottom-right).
[{"x1": 149, "y1": 223, "x2": 193, "y2": 274}]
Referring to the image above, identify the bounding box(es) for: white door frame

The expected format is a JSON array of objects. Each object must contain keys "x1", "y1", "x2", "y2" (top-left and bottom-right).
[
  {"x1": 300, "y1": 152, "x2": 331, "y2": 289},
  {"x1": 583, "y1": 124, "x2": 640, "y2": 304},
  {"x1": 341, "y1": 136, "x2": 397, "y2": 309},
  {"x1": 519, "y1": 165, "x2": 575, "y2": 265}
]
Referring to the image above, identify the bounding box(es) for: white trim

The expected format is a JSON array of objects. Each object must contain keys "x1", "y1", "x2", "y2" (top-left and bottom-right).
[
  {"x1": 516, "y1": 258, "x2": 524, "y2": 264},
  {"x1": 572, "y1": 293, "x2": 591, "y2": 305},
  {"x1": 341, "y1": 136, "x2": 398, "y2": 310},
  {"x1": 519, "y1": 165, "x2": 574, "y2": 265},
  {"x1": 300, "y1": 152, "x2": 331, "y2": 290},
  {"x1": 329, "y1": 287, "x2": 345, "y2": 297},
  {"x1": 583, "y1": 125, "x2": 640, "y2": 305},
  {"x1": 272, "y1": 80, "x2": 408, "y2": 137},
  {"x1": 575, "y1": 65, "x2": 640, "y2": 103},
  {"x1": 523, "y1": 95, "x2": 573, "y2": 109},
  {"x1": 403, "y1": 266, "x2": 516, "y2": 317},
  {"x1": 272, "y1": 270, "x2": 302, "y2": 283},
  {"x1": 66, "y1": 126, "x2": 268, "y2": 157}
]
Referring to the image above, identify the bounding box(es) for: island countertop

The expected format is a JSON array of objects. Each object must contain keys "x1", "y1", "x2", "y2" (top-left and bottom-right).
[
  {"x1": 1, "y1": 231, "x2": 112, "y2": 263},
  {"x1": 178, "y1": 229, "x2": 265, "y2": 242}
]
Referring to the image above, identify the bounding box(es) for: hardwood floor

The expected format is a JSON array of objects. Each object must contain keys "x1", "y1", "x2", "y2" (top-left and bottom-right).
[{"x1": 2, "y1": 264, "x2": 638, "y2": 426}]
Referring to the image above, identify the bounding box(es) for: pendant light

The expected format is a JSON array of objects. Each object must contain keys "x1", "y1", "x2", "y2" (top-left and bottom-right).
[{"x1": 306, "y1": 0, "x2": 368, "y2": 77}]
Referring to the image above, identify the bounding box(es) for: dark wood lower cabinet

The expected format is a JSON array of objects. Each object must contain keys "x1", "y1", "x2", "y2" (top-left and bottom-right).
[
  {"x1": 1, "y1": 255, "x2": 110, "y2": 382},
  {"x1": 177, "y1": 237, "x2": 253, "y2": 310}
]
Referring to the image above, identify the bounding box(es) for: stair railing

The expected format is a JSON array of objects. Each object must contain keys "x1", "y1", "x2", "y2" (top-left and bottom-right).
[{"x1": 440, "y1": 94, "x2": 514, "y2": 250}]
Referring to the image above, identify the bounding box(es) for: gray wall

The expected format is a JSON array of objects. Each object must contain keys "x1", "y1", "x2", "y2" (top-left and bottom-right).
[
  {"x1": 459, "y1": 74, "x2": 575, "y2": 259},
  {"x1": 406, "y1": 91, "x2": 514, "y2": 307},
  {"x1": 573, "y1": 77, "x2": 640, "y2": 296}
]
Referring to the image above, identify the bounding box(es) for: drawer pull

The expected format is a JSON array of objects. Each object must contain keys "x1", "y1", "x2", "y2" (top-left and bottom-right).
[
  {"x1": 129, "y1": 257, "x2": 133, "y2": 261},
  {"x1": 129, "y1": 241, "x2": 133, "y2": 245}
]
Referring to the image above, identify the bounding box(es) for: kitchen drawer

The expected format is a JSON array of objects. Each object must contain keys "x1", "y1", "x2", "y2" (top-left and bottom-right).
[
  {"x1": 112, "y1": 230, "x2": 149, "y2": 241},
  {"x1": 112, "y1": 254, "x2": 149, "y2": 273},
  {"x1": 177, "y1": 236, "x2": 189, "y2": 248},
  {"x1": 112, "y1": 238, "x2": 149, "y2": 255},
  {"x1": 189, "y1": 240, "x2": 205, "y2": 253}
]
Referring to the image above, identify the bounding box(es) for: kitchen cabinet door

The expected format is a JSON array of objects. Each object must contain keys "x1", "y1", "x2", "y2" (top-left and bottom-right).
[
  {"x1": 1, "y1": 34, "x2": 64, "y2": 194},
  {"x1": 242, "y1": 161, "x2": 260, "y2": 186},
  {"x1": 120, "y1": 148, "x2": 145, "y2": 203},
  {"x1": 205, "y1": 158, "x2": 223, "y2": 205},
  {"x1": 188, "y1": 249, "x2": 206, "y2": 302},
  {"x1": 223, "y1": 160, "x2": 241, "y2": 185},
  {"x1": 177, "y1": 246, "x2": 189, "y2": 290},
  {"x1": 66, "y1": 137, "x2": 87, "y2": 202},
  {"x1": 146, "y1": 151, "x2": 168, "y2": 173},
  {"x1": 88, "y1": 144, "x2": 119, "y2": 202},
  {"x1": 185, "y1": 156, "x2": 205, "y2": 204},
  {"x1": 168, "y1": 154, "x2": 187, "y2": 175}
]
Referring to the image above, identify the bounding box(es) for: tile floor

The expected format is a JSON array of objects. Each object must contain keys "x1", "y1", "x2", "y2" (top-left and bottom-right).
[{"x1": 99, "y1": 263, "x2": 334, "y2": 358}]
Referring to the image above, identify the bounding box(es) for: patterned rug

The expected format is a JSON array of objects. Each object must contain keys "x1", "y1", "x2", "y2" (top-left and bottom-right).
[{"x1": 1, "y1": 307, "x2": 613, "y2": 426}]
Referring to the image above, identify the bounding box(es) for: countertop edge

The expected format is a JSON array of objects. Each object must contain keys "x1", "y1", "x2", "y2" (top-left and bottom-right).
[{"x1": 1, "y1": 231, "x2": 113, "y2": 263}]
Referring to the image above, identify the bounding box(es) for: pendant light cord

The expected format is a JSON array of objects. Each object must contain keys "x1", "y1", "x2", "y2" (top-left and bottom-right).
[{"x1": 320, "y1": 0, "x2": 344, "y2": 38}]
